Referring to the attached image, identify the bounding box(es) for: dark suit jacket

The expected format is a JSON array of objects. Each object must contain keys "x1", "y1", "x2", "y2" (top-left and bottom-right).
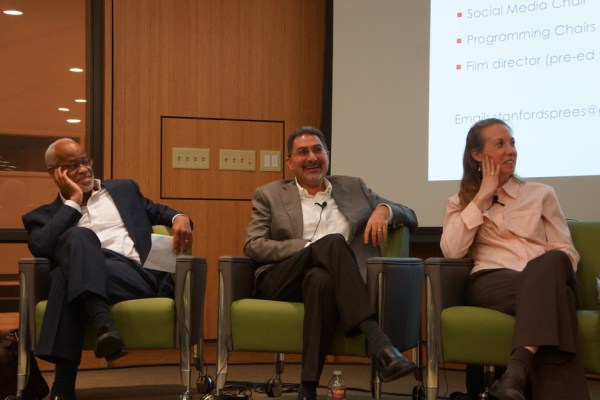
[
  {"x1": 22, "y1": 179, "x2": 181, "y2": 266},
  {"x1": 244, "y1": 176, "x2": 418, "y2": 280}
]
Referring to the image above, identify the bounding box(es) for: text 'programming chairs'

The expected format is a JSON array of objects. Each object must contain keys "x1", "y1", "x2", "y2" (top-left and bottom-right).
[
  {"x1": 216, "y1": 226, "x2": 426, "y2": 400},
  {"x1": 15, "y1": 226, "x2": 212, "y2": 400},
  {"x1": 425, "y1": 220, "x2": 600, "y2": 399}
]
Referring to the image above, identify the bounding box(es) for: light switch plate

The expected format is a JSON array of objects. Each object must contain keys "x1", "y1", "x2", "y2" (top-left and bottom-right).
[
  {"x1": 172, "y1": 148, "x2": 210, "y2": 169},
  {"x1": 219, "y1": 149, "x2": 256, "y2": 171}
]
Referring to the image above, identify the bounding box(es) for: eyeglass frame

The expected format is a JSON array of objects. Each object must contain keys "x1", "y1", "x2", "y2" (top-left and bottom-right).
[
  {"x1": 52, "y1": 157, "x2": 94, "y2": 172},
  {"x1": 291, "y1": 145, "x2": 327, "y2": 158}
]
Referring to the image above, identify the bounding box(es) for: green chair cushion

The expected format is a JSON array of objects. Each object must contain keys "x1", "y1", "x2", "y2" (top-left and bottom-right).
[
  {"x1": 442, "y1": 306, "x2": 600, "y2": 374},
  {"x1": 36, "y1": 297, "x2": 175, "y2": 349},
  {"x1": 441, "y1": 306, "x2": 514, "y2": 366},
  {"x1": 231, "y1": 298, "x2": 367, "y2": 356}
]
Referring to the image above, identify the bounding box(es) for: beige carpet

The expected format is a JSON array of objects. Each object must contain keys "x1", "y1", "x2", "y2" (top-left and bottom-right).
[{"x1": 41, "y1": 362, "x2": 600, "y2": 400}]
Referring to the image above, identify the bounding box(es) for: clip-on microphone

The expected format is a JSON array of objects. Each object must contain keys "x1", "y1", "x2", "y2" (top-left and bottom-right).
[
  {"x1": 309, "y1": 202, "x2": 328, "y2": 242},
  {"x1": 492, "y1": 195, "x2": 505, "y2": 207}
]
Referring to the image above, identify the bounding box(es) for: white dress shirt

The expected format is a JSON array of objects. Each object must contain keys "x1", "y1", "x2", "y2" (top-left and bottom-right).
[
  {"x1": 297, "y1": 178, "x2": 351, "y2": 244},
  {"x1": 62, "y1": 179, "x2": 141, "y2": 262}
]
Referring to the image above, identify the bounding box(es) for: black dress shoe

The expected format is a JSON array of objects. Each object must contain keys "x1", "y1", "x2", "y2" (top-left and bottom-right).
[
  {"x1": 373, "y1": 345, "x2": 417, "y2": 382},
  {"x1": 93, "y1": 324, "x2": 128, "y2": 361},
  {"x1": 489, "y1": 376, "x2": 526, "y2": 400}
]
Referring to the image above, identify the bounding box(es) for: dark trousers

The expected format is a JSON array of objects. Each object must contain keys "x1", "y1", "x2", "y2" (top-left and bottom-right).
[
  {"x1": 36, "y1": 227, "x2": 161, "y2": 364},
  {"x1": 466, "y1": 250, "x2": 589, "y2": 400},
  {"x1": 255, "y1": 234, "x2": 374, "y2": 383}
]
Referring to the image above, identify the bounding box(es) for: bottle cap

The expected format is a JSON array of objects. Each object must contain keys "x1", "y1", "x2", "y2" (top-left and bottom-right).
[{"x1": 333, "y1": 370, "x2": 341, "y2": 375}]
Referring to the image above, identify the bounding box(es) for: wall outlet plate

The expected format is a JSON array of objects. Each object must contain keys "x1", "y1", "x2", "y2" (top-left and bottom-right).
[{"x1": 259, "y1": 150, "x2": 281, "y2": 171}]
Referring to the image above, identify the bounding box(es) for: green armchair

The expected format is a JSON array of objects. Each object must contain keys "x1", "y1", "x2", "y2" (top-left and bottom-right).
[
  {"x1": 216, "y1": 227, "x2": 425, "y2": 400},
  {"x1": 15, "y1": 226, "x2": 210, "y2": 400},
  {"x1": 425, "y1": 220, "x2": 600, "y2": 399}
]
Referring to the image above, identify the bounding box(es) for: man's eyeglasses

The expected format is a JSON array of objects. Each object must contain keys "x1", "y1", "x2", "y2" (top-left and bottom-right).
[
  {"x1": 292, "y1": 145, "x2": 326, "y2": 158},
  {"x1": 54, "y1": 158, "x2": 93, "y2": 172}
]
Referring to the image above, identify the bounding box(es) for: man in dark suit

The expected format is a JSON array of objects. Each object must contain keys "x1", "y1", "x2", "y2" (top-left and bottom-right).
[
  {"x1": 22, "y1": 138, "x2": 193, "y2": 400},
  {"x1": 245, "y1": 126, "x2": 419, "y2": 400}
]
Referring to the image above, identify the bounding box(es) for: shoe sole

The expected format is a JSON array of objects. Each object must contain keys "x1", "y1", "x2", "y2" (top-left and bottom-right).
[
  {"x1": 379, "y1": 361, "x2": 417, "y2": 382},
  {"x1": 489, "y1": 381, "x2": 526, "y2": 400},
  {"x1": 94, "y1": 333, "x2": 125, "y2": 359},
  {"x1": 105, "y1": 348, "x2": 128, "y2": 362}
]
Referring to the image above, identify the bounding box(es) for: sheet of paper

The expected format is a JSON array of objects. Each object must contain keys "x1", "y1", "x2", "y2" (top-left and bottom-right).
[{"x1": 142, "y1": 233, "x2": 177, "y2": 273}]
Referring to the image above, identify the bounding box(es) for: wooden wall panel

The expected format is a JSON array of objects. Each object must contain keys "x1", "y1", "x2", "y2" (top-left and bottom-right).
[{"x1": 108, "y1": 0, "x2": 326, "y2": 338}]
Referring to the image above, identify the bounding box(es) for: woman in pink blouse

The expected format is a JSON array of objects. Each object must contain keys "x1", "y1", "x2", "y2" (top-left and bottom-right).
[{"x1": 441, "y1": 118, "x2": 589, "y2": 400}]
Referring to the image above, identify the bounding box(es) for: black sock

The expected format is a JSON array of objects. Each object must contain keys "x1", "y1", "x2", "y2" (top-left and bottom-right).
[
  {"x1": 82, "y1": 293, "x2": 114, "y2": 334},
  {"x1": 359, "y1": 317, "x2": 392, "y2": 356},
  {"x1": 50, "y1": 360, "x2": 78, "y2": 399},
  {"x1": 505, "y1": 347, "x2": 534, "y2": 383}
]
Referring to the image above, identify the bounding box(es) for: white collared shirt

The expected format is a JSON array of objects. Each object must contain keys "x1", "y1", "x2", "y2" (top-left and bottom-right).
[
  {"x1": 62, "y1": 179, "x2": 141, "y2": 262},
  {"x1": 296, "y1": 178, "x2": 351, "y2": 243}
]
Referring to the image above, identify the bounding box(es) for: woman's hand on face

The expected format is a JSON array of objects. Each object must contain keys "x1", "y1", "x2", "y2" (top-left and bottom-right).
[{"x1": 473, "y1": 156, "x2": 500, "y2": 210}]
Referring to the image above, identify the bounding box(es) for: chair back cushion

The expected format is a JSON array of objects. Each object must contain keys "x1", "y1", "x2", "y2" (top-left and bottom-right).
[
  {"x1": 569, "y1": 220, "x2": 600, "y2": 373},
  {"x1": 380, "y1": 226, "x2": 409, "y2": 258},
  {"x1": 568, "y1": 220, "x2": 600, "y2": 310}
]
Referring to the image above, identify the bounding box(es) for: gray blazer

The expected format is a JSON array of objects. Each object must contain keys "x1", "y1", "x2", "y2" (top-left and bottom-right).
[{"x1": 244, "y1": 176, "x2": 418, "y2": 280}]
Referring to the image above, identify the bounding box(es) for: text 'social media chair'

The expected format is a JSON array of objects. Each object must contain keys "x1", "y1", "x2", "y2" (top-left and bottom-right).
[
  {"x1": 216, "y1": 226, "x2": 426, "y2": 400},
  {"x1": 15, "y1": 226, "x2": 213, "y2": 400},
  {"x1": 425, "y1": 220, "x2": 600, "y2": 399}
]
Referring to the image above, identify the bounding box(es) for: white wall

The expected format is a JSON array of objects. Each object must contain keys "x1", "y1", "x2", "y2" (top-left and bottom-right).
[{"x1": 331, "y1": 0, "x2": 600, "y2": 226}]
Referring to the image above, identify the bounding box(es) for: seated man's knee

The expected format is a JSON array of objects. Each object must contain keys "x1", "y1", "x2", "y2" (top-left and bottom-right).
[
  {"x1": 57, "y1": 226, "x2": 99, "y2": 248},
  {"x1": 303, "y1": 268, "x2": 334, "y2": 293},
  {"x1": 315, "y1": 233, "x2": 348, "y2": 248}
]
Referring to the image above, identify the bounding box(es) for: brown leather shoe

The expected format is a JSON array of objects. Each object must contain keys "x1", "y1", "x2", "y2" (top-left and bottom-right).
[
  {"x1": 489, "y1": 376, "x2": 526, "y2": 400},
  {"x1": 373, "y1": 345, "x2": 417, "y2": 382}
]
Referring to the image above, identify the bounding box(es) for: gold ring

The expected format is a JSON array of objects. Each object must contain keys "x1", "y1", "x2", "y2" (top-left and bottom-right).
[{"x1": 377, "y1": 229, "x2": 383, "y2": 232}]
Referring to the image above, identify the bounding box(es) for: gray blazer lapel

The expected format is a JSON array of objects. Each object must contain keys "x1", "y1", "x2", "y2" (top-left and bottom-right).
[
  {"x1": 280, "y1": 180, "x2": 304, "y2": 239},
  {"x1": 331, "y1": 179, "x2": 358, "y2": 241}
]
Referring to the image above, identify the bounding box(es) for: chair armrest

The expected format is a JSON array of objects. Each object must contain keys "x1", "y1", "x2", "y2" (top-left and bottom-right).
[
  {"x1": 174, "y1": 255, "x2": 207, "y2": 347},
  {"x1": 217, "y1": 256, "x2": 257, "y2": 351},
  {"x1": 425, "y1": 257, "x2": 473, "y2": 312},
  {"x1": 218, "y1": 256, "x2": 257, "y2": 302},
  {"x1": 18, "y1": 258, "x2": 52, "y2": 349},
  {"x1": 367, "y1": 257, "x2": 424, "y2": 351},
  {"x1": 425, "y1": 257, "x2": 473, "y2": 380}
]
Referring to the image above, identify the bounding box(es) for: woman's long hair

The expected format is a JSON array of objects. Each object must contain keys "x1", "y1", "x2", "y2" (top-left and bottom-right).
[{"x1": 458, "y1": 118, "x2": 512, "y2": 208}]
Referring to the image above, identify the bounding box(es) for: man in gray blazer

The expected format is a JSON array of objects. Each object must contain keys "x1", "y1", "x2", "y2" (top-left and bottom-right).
[{"x1": 244, "y1": 126, "x2": 418, "y2": 400}]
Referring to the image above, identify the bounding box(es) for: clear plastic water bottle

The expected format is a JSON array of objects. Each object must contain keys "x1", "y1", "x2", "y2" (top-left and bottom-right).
[{"x1": 327, "y1": 370, "x2": 347, "y2": 400}]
